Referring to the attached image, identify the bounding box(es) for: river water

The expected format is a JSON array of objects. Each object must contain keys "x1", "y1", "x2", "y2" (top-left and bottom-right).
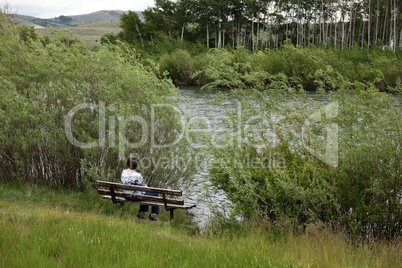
[{"x1": 177, "y1": 87, "x2": 237, "y2": 228}]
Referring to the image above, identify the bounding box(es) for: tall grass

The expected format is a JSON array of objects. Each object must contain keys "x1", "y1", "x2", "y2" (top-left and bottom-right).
[
  {"x1": 0, "y1": 183, "x2": 400, "y2": 267},
  {"x1": 0, "y1": 183, "x2": 190, "y2": 223}
]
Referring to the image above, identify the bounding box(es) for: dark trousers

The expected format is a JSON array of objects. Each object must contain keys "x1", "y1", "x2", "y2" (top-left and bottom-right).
[{"x1": 138, "y1": 192, "x2": 160, "y2": 214}]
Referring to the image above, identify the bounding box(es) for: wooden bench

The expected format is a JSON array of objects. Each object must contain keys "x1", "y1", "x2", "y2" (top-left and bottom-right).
[{"x1": 96, "y1": 181, "x2": 196, "y2": 221}]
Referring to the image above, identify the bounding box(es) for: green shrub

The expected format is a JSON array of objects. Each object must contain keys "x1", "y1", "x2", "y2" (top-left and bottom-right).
[
  {"x1": 371, "y1": 55, "x2": 402, "y2": 88},
  {"x1": 250, "y1": 49, "x2": 285, "y2": 75},
  {"x1": 0, "y1": 14, "x2": 197, "y2": 190},
  {"x1": 189, "y1": 52, "x2": 209, "y2": 85},
  {"x1": 333, "y1": 87, "x2": 401, "y2": 240},
  {"x1": 159, "y1": 49, "x2": 193, "y2": 84}
]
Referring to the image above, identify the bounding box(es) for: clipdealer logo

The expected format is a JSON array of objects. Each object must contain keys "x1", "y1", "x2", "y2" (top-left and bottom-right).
[{"x1": 64, "y1": 100, "x2": 339, "y2": 167}]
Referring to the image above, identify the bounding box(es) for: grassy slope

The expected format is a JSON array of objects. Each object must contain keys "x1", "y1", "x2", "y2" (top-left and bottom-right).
[
  {"x1": 0, "y1": 183, "x2": 400, "y2": 267},
  {"x1": 35, "y1": 21, "x2": 121, "y2": 48}
]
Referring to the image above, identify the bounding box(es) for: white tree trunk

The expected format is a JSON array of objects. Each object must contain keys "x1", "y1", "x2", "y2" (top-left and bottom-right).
[
  {"x1": 206, "y1": 14, "x2": 209, "y2": 48},
  {"x1": 393, "y1": 0, "x2": 397, "y2": 51},
  {"x1": 368, "y1": 0, "x2": 371, "y2": 47},
  {"x1": 375, "y1": 0, "x2": 379, "y2": 45}
]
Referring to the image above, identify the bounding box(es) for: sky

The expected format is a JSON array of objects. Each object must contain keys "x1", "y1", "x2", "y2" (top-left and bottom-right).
[{"x1": 7, "y1": 0, "x2": 156, "y2": 18}]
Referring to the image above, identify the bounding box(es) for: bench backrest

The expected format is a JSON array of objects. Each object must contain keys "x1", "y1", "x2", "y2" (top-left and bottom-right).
[{"x1": 96, "y1": 181, "x2": 182, "y2": 196}]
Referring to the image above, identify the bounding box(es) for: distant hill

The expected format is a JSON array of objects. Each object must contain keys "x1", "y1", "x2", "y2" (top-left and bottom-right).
[
  {"x1": 35, "y1": 21, "x2": 122, "y2": 48},
  {"x1": 14, "y1": 10, "x2": 144, "y2": 29}
]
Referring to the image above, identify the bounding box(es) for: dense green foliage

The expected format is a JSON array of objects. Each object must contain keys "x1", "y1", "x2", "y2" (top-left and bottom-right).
[
  {"x1": 0, "y1": 13, "x2": 197, "y2": 190},
  {"x1": 0, "y1": 183, "x2": 400, "y2": 267},
  {"x1": 203, "y1": 54, "x2": 401, "y2": 240},
  {"x1": 160, "y1": 45, "x2": 401, "y2": 91}
]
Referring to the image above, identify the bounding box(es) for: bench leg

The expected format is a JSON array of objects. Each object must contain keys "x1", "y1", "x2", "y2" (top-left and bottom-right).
[{"x1": 169, "y1": 209, "x2": 175, "y2": 222}]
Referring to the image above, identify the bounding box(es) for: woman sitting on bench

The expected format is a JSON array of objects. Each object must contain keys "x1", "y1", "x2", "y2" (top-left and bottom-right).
[{"x1": 121, "y1": 154, "x2": 159, "y2": 221}]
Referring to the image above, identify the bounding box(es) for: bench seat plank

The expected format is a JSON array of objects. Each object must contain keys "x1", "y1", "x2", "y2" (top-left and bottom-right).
[
  {"x1": 101, "y1": 195, "x2": 196, "y2": 209},
  {"x1": 97, "y1": 189, "x2": 185, "y2": 205}
]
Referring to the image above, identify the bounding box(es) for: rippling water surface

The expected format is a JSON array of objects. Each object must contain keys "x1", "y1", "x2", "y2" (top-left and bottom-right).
[{"x1": 178, "y1": 87, "x2": 235, "y2": 228}]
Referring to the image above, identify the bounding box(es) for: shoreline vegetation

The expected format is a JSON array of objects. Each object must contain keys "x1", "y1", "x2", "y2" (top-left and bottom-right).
[
  {"x1": 158, "y1": 45, "x2": 402, "y2": 92},
  {"x1": 0, "y1": 182, "x2": 400, "y2": 267}
]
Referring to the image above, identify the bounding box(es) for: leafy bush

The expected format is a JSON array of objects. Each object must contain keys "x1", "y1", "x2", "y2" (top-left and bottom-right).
[
  {"x1": 193, "y1": 49, "x2": 251, "y2": 90},
  {"x1": 250, "y1": 49, "x2": 285, "y2": 75},
  {"x1": 0, "y1": 14, "x2": 197, "y2": 190},
  {"x1": 159, "y1": 49, "x2": 193, "y2": 84},
  {"x1": 333, "y1": 87, "x2": 402, "y2": 240},
  {"x1": 371, "y1": 55, "x2": 402, "y2": 89},
  {"x1": 279, "y1": 44, "x2": 326, "y2": 89}
]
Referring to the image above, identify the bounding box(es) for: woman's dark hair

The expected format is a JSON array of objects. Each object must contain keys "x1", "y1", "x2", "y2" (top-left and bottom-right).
[{"x1": 127, "y1": 154, "x2": 139, "y2": 170}]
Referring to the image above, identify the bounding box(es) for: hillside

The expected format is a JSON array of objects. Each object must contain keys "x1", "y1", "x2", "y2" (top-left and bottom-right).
[
  {"x1": 35, "y1": 21, "x2": 122, "y2": 48},
  {"x1": 14, "y1": 10, "x2": 144, "y2": 28}
]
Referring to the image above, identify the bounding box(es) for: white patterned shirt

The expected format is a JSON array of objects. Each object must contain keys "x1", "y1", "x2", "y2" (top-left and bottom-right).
[{"x1": 121, "y1": 169, "x2": 146, "y2": 195}]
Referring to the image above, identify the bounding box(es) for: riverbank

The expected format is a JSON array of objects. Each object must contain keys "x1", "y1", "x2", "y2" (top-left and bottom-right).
[
  {"x1": 158, "y1": 45, "x2": 402, "y2": 92},
  {"x1": 0, "y1": 183, "x2": 400, "y2": 267}
]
